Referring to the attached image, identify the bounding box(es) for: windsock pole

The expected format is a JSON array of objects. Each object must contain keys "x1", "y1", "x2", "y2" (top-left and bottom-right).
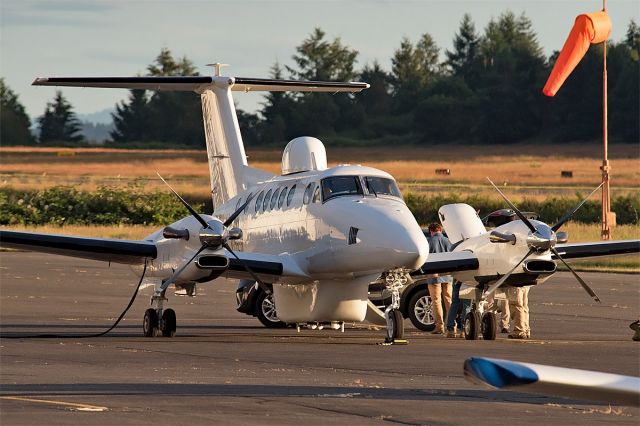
[{"x1": 600, "y1": 0, "x2": 613, "y2": 240}]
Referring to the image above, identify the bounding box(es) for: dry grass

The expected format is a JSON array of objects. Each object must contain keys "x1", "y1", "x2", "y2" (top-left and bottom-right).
[
  {"x1": 3, "y1": 224, "x2": 157, "y2": 240},
  {"x1": 1, "y1": 145, "x2": 638, "y2": 198}
]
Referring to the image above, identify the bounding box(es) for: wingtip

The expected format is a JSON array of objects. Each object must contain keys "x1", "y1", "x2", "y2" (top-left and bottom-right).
[{"x1": 32, "y1": 77, "x2": 48, "y2": 86}]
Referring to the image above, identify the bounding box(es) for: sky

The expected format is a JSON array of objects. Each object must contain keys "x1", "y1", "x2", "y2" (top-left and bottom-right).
[{"x1": 1, "y1": 0, "x2": 638, "y2": 122}]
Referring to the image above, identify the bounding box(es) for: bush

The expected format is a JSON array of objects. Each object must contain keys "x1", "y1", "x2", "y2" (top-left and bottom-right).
[
  {"x1": 0, "y1": 185, "x2": 205, "y2": 226},
  {"x1": 0, "y1": 186, "x2": 636, "y2": 227},
  {"x1": 404, "y1": 192, "x2": 639, "y2": 226}
]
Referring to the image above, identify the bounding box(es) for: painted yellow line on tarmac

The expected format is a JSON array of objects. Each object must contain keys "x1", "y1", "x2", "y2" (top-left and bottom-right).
[{"x1": 0, "y1": 396, "x2": 108, "y2": 412}]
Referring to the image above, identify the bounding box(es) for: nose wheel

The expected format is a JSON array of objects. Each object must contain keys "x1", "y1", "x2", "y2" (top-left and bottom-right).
[
  {"x1": 464, "y1": 305, "x2": 497, "y2": 340},
  {"x1": 380, "y1": 269, "x2": 409, "y2": 345},
  {"x1": 143, "y1": 287, "x2": 178, "y2": 338}
]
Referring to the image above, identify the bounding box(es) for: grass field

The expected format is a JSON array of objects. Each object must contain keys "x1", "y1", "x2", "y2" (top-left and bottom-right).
[{"x1": 1, "y1": 145, "x2": 638, "y2": 200}]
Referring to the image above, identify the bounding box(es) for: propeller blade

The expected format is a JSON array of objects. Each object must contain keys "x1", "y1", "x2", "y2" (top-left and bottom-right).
[
  {"x1": 551, "y1": 182, "x2": 604, "y2": 232},
  {"x1": 223, "y1": 243, "x2": 271, "y2": 294},
  {"x1": 486, "y1": 178, "x2": 537, "y2": 233},
  {"x1": 160, "y1": 244, "x2": 208, "y2": 292},
  {"x1": 223, "y1": 193, "x2": 256, "y2": 228},
  {"x1": 483, "y1": 248, "x2": 535, "y2": 299},
  {"x1": 551, "y1": 247, "x2": 601, "y2": 303},
  {"x1": 157, "y1": 172, "x2": 208, "y2": 229}
]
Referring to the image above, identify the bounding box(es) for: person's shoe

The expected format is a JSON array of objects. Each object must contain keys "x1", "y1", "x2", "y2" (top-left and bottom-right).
[
  {"x1": 500, "y1": 328, "x2": 509, "y2": 334},
  {"x1": 431, "y1": 329, "x2": 444, "y2": 335},
  {"x1": 457, "y1": 331, "x2": 466, "y2": 339},
  {"x1": 508, "y1": 333, "x2": 528, "y2": 340},
  {"x1": 445, "y1": 330, "x2": 457, "y2": 338}
]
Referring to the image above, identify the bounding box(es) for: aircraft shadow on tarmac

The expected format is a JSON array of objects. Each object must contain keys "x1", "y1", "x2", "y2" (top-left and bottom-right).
[{"x1": 0, "y1": 383, "x2": 607, "y2": 407}]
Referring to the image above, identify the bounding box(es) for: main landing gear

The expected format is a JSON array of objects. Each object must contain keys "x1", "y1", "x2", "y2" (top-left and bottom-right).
[
  {"x1": 382, "y1": 269, "x2": 408, "y2": 345},
  {"x1": 143, "y1": 281, "x2": 179, "y2": 337},
  {"x1": 464, "y1": 300, "x2": 497, "y2": 341}
]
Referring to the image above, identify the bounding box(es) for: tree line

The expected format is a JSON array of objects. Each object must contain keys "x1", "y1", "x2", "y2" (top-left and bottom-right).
[{"x1": 2, "y1": 12, "x2": 638, "y2": 147}]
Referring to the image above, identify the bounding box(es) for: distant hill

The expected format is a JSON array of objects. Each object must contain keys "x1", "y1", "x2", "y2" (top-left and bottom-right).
[
  {"x1": 77, "y1": 108, "x2": 114, "y2": 125},
  {"x1": 81, "y1": 121, "x2": 114, "y2": 144}
]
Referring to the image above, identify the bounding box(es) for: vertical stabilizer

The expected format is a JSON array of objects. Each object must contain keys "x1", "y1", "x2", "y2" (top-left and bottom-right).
[{"x1": 201, "y1": 87, "x2": 248, "y2": 208}]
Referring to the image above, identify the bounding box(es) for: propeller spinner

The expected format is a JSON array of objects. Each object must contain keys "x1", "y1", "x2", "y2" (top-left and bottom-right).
[{"x1": 156, "y1": 173, "x2": 269, "y2": 294}]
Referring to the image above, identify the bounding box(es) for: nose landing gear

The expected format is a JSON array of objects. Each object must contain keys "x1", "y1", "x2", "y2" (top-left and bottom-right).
[
  {"x1": 381, "y1": 269, "x2": 409, "y2": 345},
  {"x1": 143, "y1": 280, "x2": 180, "y2": 337},
  {"x1": 464, "y1": 300, "x2": 497, "y2": 340}
]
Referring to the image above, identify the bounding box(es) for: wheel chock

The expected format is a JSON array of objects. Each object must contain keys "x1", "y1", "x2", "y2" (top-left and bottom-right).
[{"x1": 377, "y1": 338, "x2": 409, "y2": 346}]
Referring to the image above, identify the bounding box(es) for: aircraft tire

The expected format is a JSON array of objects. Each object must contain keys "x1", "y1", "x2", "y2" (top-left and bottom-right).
[
  {"x1": 256, "y1": 290, "x2": 287, "y2": 328},
  {"x1": 161, "y1": 308, "x2": 177, "y2": 337},
  {"x1": 143, "y1": 308, "x2": 158, "y2": 337},
  {"x1": 481, "y1": 312, "x2": 496, "y2": 340},
  {"x1": 386, "y1": 309, "x2": 405, "y2": 341},
  {"x1": 464, "y1": 311, "x2": 480, "y2": 340},
  {"x1": 407, "y1": 289, "x2": 436, "y2": 332}
]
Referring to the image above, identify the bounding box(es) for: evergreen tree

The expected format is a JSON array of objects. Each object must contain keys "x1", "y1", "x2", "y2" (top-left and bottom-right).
[
  {"x1": 259, "y1": 61, "x2": 294, "y2": 144},
  {"x1": 610, "y1": 20, "x2": 640, "y2": 143},
  {"x1": 475, "y1": 12, "x2": 546, "y2": 143},
  {"x1": 146, "y1": 48, "x2": 203, "y2": 146},
  {"x1": 445, "y1": 14, "x2": 481, "y2": 84},
  {"x1": 391, "y1": 33, "x2": 441, "y2": 112},
  {"x1": 110, "y1": 89, "x2": 149, "y2": 142},
  {"x1": 357, "y1": 61, "x2": 393, "y2": 117},
  {"x1": 0, "y1": 79, "x2": 35, "y2": 145},
  {"x1": 288, "y1": 28, "x2": 358, "y2": 81},
  {"x1": 286, "y1": 28, "x2": 359, "y2": 137},
  {"x1": 37, "y1": 91, "x2": 84, "y2": 144}
]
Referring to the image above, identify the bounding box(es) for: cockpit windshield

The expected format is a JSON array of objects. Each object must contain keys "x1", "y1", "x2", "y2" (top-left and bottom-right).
[
  {"x1": 365, "y1": 176, "x2": 402, "y2": 198},
  {"x1": 321, "y1": 176, "x2": 363, "y2": 201}
]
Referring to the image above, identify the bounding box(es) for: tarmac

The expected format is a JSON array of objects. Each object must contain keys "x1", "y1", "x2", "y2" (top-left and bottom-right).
[{"x1": 1, "y1": 251, "x2": 639, "y2": 425}]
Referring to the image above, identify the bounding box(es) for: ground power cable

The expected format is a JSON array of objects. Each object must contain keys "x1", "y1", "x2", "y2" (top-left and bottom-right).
[{"x1": 0, "y1": 261, "x2": 148, "y2": 339}]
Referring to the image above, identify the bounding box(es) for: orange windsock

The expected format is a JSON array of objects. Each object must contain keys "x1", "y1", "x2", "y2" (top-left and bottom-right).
[{"x1": 543, "y1": 11, "x2": 611, "y2": 97}]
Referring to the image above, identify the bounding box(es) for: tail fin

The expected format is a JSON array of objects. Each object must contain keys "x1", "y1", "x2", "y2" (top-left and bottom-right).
[{"x1": 33, "y1": 74, "x2": 369, "y2": 207}]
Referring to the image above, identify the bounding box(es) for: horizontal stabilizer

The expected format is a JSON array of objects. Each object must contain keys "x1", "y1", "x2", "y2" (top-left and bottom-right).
[
  {"x1": 33, "y1": 76, "x2": 369, "y2": 93},
  {"x1": 464, "y1": 357, "x2": 640, "y2": 407}
]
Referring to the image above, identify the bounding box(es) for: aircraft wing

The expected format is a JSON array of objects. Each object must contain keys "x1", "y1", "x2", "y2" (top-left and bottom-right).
[
  {"x1": 554, "y1": 239, "x2": 640, "y2": 261},
  {"x1": 411, "y1": 251, "x2": 479, "y2": 277},
  {"x1": 222, "y1": 249, "x2": 310, "y2": 284},
  {"x1": 0, "y1": 230, "x2": 156, "y2": 265},
  {"x1": 464, "y1": 357, "x2": 640, "y2": 407}
]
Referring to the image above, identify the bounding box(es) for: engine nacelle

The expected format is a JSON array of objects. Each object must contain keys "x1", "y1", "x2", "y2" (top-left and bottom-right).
[{"x1": 438, "y1": 203, "x2": 486, "y2": 244}]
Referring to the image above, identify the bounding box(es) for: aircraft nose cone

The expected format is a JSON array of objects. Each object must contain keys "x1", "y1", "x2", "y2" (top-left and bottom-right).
[{"x1": 356, "y1": 202, "x2": 428, "y2": 271}]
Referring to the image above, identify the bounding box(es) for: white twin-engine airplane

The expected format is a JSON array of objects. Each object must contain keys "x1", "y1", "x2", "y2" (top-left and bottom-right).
[{"x1": 1, "y1": 69, "x2": 638, "y2": 342}]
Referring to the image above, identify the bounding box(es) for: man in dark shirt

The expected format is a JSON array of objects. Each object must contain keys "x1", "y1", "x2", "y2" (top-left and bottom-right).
[{"x1": 426, "y1": 223, "x2": 453, "y2": 334}]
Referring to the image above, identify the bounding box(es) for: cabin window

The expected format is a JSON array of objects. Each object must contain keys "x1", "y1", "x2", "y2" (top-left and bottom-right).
[
  {"x1": 321, "y1": 176, "x2": 363, "y2": 201},
  {"x1": 263, "y1": 189, "x2": 272, "y2": 212},
  {"x1": 243, "y1": 193, "x2": 253, "y2": 214},
  {"x1": 270, "y1": 188, "x2": 280, "y2": 210},
  {"x1": 365, "y1": 176, "x2": 402, "y2": 198},
  {"x1": 303, "y1": 183, "x2": 315, "y2": 204},
  {"x1": 255, "y1": 191, "x2": 264, "y2": 213},
  {"x1": 278, "y1": 186, "x2": 287, "y2": 208},
  {"x1": 286, "y1": 185, "x2": 296, "y2": 206}
]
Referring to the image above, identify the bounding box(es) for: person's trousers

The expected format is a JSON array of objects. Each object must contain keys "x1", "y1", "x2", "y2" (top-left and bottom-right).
[
  {"x1": 488, "y1": 295, "x2": 510, "y2": 330},
  {"x1": 428, "y1": 282, "x2": 452, "y2": 332},
  {"x1": 446, "y1": 281, "x2": 471, "y2": 332},
  {"x1": 508, "y1": 286, "x2": 530, "y2": 337}
]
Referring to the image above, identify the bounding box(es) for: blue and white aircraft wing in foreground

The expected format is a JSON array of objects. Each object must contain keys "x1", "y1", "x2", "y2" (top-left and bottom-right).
[{"x1": 464, "y1": 356, "x2": 640, "y2": 407}]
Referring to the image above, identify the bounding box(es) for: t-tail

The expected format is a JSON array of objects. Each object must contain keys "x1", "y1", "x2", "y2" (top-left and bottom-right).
[{"x1": 33, "y1": 70, "x2": 368, "y2": 208}]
